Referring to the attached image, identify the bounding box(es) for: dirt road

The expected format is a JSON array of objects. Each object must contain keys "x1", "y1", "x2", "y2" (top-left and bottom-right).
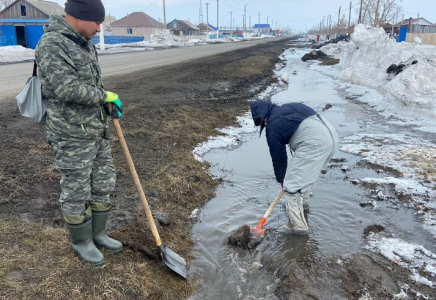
[
  {"x1": 0, "y1": 38, "x2": 278, "y2": 99},
  {"x1": 0, "y1": 38, "x2": 289, "y2": 299}
]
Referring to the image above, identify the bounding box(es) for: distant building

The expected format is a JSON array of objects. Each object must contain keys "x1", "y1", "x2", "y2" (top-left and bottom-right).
[
  {"x1": 104, "y1": 14, "x2": 117, "y2": 33},
  {"x1": 166, "y1": 19, "x2": 200, "y2": 36},
  {"x1": 253, "y1": 24, "x2": 271, "y2": 33},
  {"x1": 197, "y1": 22, "x2": 215, "y2": 33},
  {"x1": 394, "y1": 17, "x2": 433, "y2": 27},
  {"x1": 110, "y1": 12, "x2": 164, "y2": 38},
  {"x1": 394, "y1": 17, "x2": 436, "y2": 35},
  {"x1": 0, "y1": 0, "x2": 63, "y2": 48}
]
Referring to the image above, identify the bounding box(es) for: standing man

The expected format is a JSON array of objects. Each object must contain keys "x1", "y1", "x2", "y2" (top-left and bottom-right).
[
  {"x1": 35, "y1": 0, "x2": 123, "y2": 266},
  {"x1": 250, "y1": 101, "x2": 338, "y2": 234}
]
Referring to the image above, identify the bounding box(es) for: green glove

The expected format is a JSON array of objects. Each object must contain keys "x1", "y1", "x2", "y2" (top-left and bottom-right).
[{"x1": 104, "y1": 91, "x2": 122, "y2": 118}]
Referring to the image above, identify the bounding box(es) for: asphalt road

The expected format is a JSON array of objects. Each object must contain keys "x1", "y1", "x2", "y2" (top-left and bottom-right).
[{"x1": 0, "y1": 38, "x2": 281, "y2": 101}]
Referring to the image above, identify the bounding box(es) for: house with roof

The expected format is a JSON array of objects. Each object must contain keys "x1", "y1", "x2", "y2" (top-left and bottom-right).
[
  {"x1": 253, "y1": 24, "x2": 271, "y2": 33},
  {"x1": 393, "y1": 17, "x2": 436, "y2": 35},
  {"x1": 394, "y1": 17, "x2": 433, "y2": 27},
  {"x1": 110, "y1": 12, "x2": 164, "y2": 38},
  {"x1": 166, "y1": 19, "x2": 200, "y2": 36},
  {"x1": 197, "y1": 22, "x2": 215, "y2": 34},
  {"x1": 0, "y1": 0, "x2": 63, "y2": 48},
  {"x1": 104, "y1": 14, "x2": 117, "y2": 33}
]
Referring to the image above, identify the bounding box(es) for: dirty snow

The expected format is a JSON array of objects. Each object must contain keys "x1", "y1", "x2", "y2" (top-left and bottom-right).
[
  {"x1": 192, "y1": 112, "x2": 257, "y2": 162},
  {"x1": 0, "y1": 45, "x2": 34, "y2": 63},
  {"x1": 340, "y1": 133, "x2": 436, "y2": 238},
  {"x1": 320, "y1": 24, "x2": 436, "y2": 117},
  {"x1": 366, "y1": 235, "x2": 436, "y2": 289}
]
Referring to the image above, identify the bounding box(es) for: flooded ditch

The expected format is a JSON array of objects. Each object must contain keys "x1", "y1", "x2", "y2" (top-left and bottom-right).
[{"x1": 188, "y1": 47, "x2": 436, "y2": 299}]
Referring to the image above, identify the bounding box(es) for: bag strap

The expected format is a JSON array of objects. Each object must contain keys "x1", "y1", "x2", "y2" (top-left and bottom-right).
[{"x1": 32, "y1": 60, "x2": 37, "y2": 77}]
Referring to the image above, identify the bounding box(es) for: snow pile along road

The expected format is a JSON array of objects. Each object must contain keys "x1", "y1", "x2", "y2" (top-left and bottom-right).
[
  {"x1": 322, "y1": 24, "x2": 436, "y2": 116},
  {"x1": 0, "y1": 45, "x2": 34, "y2": 63}
]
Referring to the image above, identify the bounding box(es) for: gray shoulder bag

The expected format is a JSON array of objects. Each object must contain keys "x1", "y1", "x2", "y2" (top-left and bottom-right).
[{"x1": 16, "y1": 60, "x2": 46, "y2": 124}]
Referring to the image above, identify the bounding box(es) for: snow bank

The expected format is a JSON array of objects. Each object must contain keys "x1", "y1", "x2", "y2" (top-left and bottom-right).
[
  {"x1": 192, "y1": 112, "x2": 257, "y2": 162},
  {"x1": 0, "y1": 45, "x2": 34, "y2": 63},
  {"x1": 323, "y1": 24, "x2": 436, "y2": 116},
  {"x1": 340, "y1": 133, "x2": 436, "y2": 237},
  {"x1": 366, "y1": 235, "x2": 436, "y2": 288}
]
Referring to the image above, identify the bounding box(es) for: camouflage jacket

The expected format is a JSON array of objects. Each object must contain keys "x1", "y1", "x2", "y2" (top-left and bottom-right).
[{"x1": 35, "y1": 15, "x2": 108, "y2": 141}]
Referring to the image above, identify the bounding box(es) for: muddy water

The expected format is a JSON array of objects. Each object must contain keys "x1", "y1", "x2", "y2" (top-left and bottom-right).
[{"x1": 189, "y1": 48, "x2": 433, "y2": 299}]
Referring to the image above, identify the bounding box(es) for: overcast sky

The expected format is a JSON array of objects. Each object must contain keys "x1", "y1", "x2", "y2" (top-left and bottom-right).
[{"x1": 51, "y1": 0, "x2": 436, "y2": 32}]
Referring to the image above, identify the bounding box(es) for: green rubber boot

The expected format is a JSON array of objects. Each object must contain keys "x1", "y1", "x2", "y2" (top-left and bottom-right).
[
  {"x1": 92, "y1": 210, "x2": 123, "y2": 253},
  {"x1": 66, "y1": 218, "x2": 105, "y2": 266}
]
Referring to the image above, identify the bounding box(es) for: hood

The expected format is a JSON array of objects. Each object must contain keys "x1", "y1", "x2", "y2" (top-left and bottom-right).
[
  {"x1": 250, "y1": 101, "x2": 275, "y2": 137},
  {"x1": 46, "y1": 15, "x2": 89, "y2": 46}
]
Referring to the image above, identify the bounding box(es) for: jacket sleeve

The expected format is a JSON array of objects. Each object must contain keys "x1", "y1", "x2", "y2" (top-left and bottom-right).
[
  {"x1": 266, "y1": 131, "x2": 288, "y2": 184},
  {"x1": 35, "y1": 36, "x2": 105, "y2": 106}
]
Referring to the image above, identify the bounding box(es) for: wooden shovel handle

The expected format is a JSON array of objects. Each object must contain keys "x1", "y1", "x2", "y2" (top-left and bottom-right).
[
  {"x1": 112, "y1": 118, "x2": 162, "y2": 247},
  {"x1": 256, "y1": 189, "x2": 284, "y2": 229}
]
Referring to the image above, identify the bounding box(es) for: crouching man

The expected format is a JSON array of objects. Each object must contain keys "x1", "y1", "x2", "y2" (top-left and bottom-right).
[{"x1": 250, "y1": 101, "x2": 339, "y2": 234}]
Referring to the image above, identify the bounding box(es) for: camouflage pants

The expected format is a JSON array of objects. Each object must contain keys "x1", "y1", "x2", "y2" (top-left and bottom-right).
[{"x1": 50, "y1": 137, "x2": 116, "y2": 224}]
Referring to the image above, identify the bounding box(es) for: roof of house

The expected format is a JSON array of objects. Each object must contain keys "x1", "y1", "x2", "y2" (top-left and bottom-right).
[
  {"x1": 110, "y1": 12, "x2": 164, "y2": 28},
  {"x1": 253, "y1": 24, "x2": 270, "y2": 29},
  {"x1": 177, "y1": 20, "x2": 200, "y2": 30},
  {"x1": 197, "y1": 22, "x2": 215, "y2": 31},
  {"x1": 0, "y1": 0, "x2": 63, "y2": 16},
  {"x1": 395, "y1": 17, "x2": 433, "y2": 26}
]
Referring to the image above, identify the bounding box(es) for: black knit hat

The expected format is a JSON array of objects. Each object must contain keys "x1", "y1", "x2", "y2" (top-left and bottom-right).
[{"x1": 65, "y1": 0, "x2": 105, "y2": 23}]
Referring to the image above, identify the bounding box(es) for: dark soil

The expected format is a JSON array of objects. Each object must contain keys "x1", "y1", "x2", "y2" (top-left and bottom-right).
[
  {"x1": 227, "y1": 224, "x2": 263, "y2": 249},
  {"x1": 364, "y1": 224, "x2": 385, "y2": 236},
  {"x1": 0, "y1": 38, "x2": 289, "y2": 299}
]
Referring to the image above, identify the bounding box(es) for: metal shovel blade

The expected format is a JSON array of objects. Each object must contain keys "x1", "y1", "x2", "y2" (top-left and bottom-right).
[{"x1": 158, "y1": 244, "x2": 187, "y2": 278}]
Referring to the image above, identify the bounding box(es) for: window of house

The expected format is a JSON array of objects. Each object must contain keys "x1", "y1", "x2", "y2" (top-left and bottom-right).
[
  {"x1": 20, "y1": 5, "x2": 26, "y2": 16},
  {"x1": 127, "y1": 28, "x2": 133, "y2": 34}
]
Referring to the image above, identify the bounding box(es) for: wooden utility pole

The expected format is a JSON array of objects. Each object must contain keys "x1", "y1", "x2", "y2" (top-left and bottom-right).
[
  {"x1": 230, "y1": 11, "x2": 232, "y2": 29},
  {"x1": 258, "y1": 12, "x2": 260, "y2": 34},
  {"x1": 348, "y1": 1, "x2": 352, "y2": 35},
  {"x1": 337, "y1": 6, "x2": 341, "y2": 37},
  {"x1": 358, "y1": 0, "x2": 363, "y2": 24}
]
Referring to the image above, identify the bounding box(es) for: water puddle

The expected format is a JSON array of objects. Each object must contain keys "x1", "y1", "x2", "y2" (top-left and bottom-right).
[{"x1": 189, "y1": 48, "x2": 434, "y2": 299}]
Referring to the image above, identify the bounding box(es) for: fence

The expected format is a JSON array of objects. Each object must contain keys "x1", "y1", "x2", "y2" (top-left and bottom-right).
[
  {"x1": 406, "y1": 33, "x2": 436, "y2": 45},
  {"x1": 91, "y1": 35, "x2": 144, "y2": 45},
  {"x1": 409, "y1": 24, "x2": 436, "y2": 34}
]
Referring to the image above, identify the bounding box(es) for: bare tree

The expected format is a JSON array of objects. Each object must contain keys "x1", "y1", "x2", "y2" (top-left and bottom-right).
[
  {"x1": 0, "y1": 0, "x2": 15, "y2": 11},
  {"x1": 358, "y1": 0, "x2": 403, "y2": 27}
]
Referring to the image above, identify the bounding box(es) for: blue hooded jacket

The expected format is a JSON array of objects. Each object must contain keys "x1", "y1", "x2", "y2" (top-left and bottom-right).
[{"x1": 250, "y1": 101, "x2": 317, "y2": 184}]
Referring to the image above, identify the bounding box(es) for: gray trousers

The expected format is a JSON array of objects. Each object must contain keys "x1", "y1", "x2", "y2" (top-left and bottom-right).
[
  {"x1": 50, "y1": 137, "x2": 116, "y2": 224},
  {"x1": 285, "y1": 114, "x2": 338, "y2": 193},
  {"x1": 284, "y1": 115, "x2": 338, "y2": 232}
]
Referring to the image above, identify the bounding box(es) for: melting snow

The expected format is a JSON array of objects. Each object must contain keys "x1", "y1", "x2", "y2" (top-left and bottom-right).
[{"x1": 366, "y1": 235, "x2": 436, "y2": 288}]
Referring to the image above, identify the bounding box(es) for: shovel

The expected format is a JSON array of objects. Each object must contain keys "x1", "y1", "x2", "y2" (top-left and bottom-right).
[
  {"x1": 250, "y1": 189, "x2": 284, "y2": 237},
  {"x1": 111, "y1": 117, "x2": 187, "y2": 279}
]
